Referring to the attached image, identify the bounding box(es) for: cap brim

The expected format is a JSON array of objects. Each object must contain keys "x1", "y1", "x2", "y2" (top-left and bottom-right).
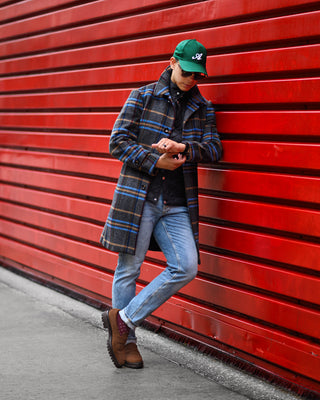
[{"x1": 179, "y1": 59, "x2": 207, "y2": 75}]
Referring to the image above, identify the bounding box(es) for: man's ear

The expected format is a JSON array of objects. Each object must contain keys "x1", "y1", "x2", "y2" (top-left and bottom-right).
[{"x1": 170, "y1": 57, "x2": 177, "y2": 70}]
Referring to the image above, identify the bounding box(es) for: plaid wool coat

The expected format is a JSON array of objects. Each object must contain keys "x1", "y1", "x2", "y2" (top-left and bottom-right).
[{"x1": 100, "y1": 67, "x2": 222, "y2": 263}]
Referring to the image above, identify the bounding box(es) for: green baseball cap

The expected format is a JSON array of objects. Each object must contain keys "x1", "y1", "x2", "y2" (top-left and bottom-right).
[{"x1": 173, "y1": 39, "x2": 207, "y2": 75}]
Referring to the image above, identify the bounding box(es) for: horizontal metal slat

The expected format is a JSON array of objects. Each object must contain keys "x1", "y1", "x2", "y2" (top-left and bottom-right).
[
  {"x1": 199, "y1": 167, "x2": 320, "y2": 204},
  {"x1": 0, "y1": 63, "x2": 165, "y2": 92},
  {"x1": 216, "y1": 111, "x2": 320, "y2": 136},
  {"x1": 200, "y1": 195, "x2": 320, "y2": 237},
  {"x1": 2, "y1": 163, "x2": 319, "y2": 206},
  {"x1": 0, "y1": 149, "x2": 116, "y2": 176},
  {"x1": 1, "y1": 40, "x2": 320, "y2": 79},
  {"x1": 0, "y1": 141, "x2": 320, "y2": 178},
  {"x1": 0, "y1": 200, "x2": 101, "y2": 242},
  {"x1": 205, "y1": 78, "x2": 320, "y2": 105},
  {"x1": 0, "y1": 217, "x2": 113, "y2": 271},
  {"x1": 2, "y1": 77, "x2": 320, "y2": 109},
  {"x1": 2, "y1": 8, "x2": 320, "y2": 61},
  {"x1": 1, "y1": 112, "x2": 320, "y2": 138},
  {"x1": 149, "y1": 242, "x2": 320, "y2": 306},
  {"x1": 182, "y1": 275, "x2": 320, "y2": 339},
  {"x1": 0, "y1": 90, "x2": 131, "y2": 109},
  {"x1": 1, "y1": 0, "x2": 319, "y2": 27},
  {"x1": 0, "y1": 166, "x2": 117, "y2": 199},
  {"x1": 2, "y1": 47, "x2": 320, "y2": 94},
  {"x1": 207, "y1": 44, "x2": 320, "y2": 80},
  {"x1": 0, "y1": 0, "x2": 182, "y2": 40},
  {"x1": 0, "y1": 0, "x2": 82, "y2": 23},
  {"x1": 0, "y1": 132, "x2": 109, "y2": 153},
  {"x1": 200, "y1": 223, "x2": 320, "y2": 272},
  {"x1": 0, "y1": 235, "x2": 114, "y2": 298},
  {"x1": 199, "y1": 251, "x2": 320, "y2": 306},
  {"x1": 0, "y1": 112, "x2": 117, "y2": 131},
  {"x1": 0, "y1": 183, "x2": 108, "y2": 222},
  {"x1": 1, "y1": 41, "x2": 319, "y2": 84},
  {"x1": 0, "y1": 2, "x2": 217, "y2": 52},
  {"x1": 221, "y1": 141, "x2": 320, "y2": 170}
]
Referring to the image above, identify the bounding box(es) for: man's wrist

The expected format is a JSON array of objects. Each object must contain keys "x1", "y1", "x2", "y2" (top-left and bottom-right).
[{"x1": 181, "y1": 142, "x2": 189, "y2": 156}]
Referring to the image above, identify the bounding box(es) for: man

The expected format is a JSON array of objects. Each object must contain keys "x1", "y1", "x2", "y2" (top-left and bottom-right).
[{"x1": 100, "y1": 39, "x2": 222, "y2": 369}]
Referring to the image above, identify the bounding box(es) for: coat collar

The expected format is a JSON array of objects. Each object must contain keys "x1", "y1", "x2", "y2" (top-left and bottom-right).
[{"x1": 153, "y1": 66, "x2": 207, "y2": 110}]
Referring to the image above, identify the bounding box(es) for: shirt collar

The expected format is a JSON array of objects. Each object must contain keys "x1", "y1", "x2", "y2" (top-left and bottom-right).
[{"x1": 154, "y1": 66, "x2": 206, "y2": 106}]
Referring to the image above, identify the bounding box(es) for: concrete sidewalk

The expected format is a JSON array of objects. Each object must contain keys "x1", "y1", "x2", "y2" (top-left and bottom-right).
[{"x1": 0, "y1": 267, "x2": 303, "y2": 400}]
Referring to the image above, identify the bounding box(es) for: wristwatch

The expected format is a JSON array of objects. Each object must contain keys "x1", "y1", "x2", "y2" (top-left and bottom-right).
[{"x1": 181, "y1": 142, "x2": 189, "y2": 157}]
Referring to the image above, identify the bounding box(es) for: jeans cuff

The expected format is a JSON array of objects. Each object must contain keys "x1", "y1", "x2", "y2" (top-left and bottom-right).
[{"x1": 119, "y1": 309, "x2": 136, "y2": 330}]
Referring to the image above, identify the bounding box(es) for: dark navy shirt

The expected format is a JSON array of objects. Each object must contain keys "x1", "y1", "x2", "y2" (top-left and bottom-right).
[{"x1": 147, "y1": 81, "x2": 194, "y2": 206}]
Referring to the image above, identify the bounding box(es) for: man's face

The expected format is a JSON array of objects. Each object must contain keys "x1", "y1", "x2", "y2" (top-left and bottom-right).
[{"x1": 170, "y1": 57, "x2": 199, "y2": 92}]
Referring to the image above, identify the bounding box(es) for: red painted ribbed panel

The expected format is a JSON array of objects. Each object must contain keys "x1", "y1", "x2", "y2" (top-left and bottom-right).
[{"x1": 1, "y1": 0, "x2": 320, "y2": 395}]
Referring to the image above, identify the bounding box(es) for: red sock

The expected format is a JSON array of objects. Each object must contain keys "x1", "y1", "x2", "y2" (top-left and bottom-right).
[{"x1": 117, "y1": 312, "x2": 130, "y2": 336}]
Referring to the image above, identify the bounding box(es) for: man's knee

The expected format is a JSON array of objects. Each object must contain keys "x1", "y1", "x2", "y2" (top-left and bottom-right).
[{"x1": 182, "y1": 255, "x2": 198, "y2": 282}]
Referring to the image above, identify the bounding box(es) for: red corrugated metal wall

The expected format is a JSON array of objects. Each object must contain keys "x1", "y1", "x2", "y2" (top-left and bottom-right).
[{"x1": 1, "y1": 0, "x2": 320, "y2": 395}]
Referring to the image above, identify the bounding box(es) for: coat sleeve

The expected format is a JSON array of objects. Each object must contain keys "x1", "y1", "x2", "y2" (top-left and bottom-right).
[
  {"x1": 109, "y1": 89, "x2": 159, "y2": 175},
  {"x1": 184, "y1": 101, "x2": 222, "y2": 163}
]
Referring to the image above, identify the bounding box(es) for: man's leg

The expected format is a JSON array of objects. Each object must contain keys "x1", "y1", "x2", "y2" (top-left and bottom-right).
[
  {"x1": 112, "y1": 200, "x2": 161, "y2": 338},
  {"x1": 120, "y1": 204, "x2": 198, "y2": 329},
  {"x1": 103, "y1": 200, "x2": 160, "y2": 368}
]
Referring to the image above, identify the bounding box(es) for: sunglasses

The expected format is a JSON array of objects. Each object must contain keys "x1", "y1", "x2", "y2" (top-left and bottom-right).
[{"x1": 178, "y1": 63, "x2": 207, "y2": 81}]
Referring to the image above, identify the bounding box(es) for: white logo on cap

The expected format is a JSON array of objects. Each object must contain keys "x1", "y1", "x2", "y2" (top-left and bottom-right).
[{"x1": 192, "y1": 53, "x2": 203, "y2": 61}]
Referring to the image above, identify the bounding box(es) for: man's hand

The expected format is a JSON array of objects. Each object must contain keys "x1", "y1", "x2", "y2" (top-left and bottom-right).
[
  {"x1": 155, "y1": 152, "x2": 186, "y2": 171},
  {"x1": 152, "y1": 138, "x2": 186, "y2": 154}
]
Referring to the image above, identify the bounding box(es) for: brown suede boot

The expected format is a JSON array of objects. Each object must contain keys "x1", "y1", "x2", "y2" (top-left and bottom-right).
[
  {"x1": 101, "y1": 309, "x2": 129, "y2": 368},
  {"x1": 125, "y1": 343, "x2": 144, "y2": 369}
]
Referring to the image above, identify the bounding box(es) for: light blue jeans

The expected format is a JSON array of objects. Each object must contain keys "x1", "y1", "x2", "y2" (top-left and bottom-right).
[{"x1": 112, "y1": 194, "x2": 198, "y2": 342}]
